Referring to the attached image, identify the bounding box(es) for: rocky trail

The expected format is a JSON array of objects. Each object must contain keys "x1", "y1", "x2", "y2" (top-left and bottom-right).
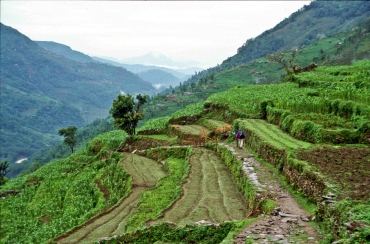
[{"x1": 218, "y1": 143, "x2": 322, "y2": 243}]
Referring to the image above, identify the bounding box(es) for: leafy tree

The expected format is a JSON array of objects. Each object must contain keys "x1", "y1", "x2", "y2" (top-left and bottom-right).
[
  {"x1": 58, "y1": 126, "x2": 77, "y2": 153},
  {"x1": 0, "y1": 160, "x2": 10, "y2": 185},
  {"x1": 109, "y1": 94, "x2": 148, "y2": 135}
]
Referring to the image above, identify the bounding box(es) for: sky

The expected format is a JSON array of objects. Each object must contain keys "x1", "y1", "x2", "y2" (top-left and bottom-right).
[{"x1": 1, "y1": 1, "x2": 311, "y2": 68}]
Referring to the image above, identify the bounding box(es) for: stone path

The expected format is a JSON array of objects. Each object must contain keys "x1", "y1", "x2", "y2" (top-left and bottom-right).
[{"x1": 218, "y1": 143, "x2": 322, "y2": 244}]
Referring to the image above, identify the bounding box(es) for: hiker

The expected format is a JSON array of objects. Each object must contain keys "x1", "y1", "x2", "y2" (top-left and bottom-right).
[
  {"x1": 233, "y1": 131, "x2": 239, "y2": 147},
  {"x1": 234, "y1": 129, "x2": 246, "y2": 149}
]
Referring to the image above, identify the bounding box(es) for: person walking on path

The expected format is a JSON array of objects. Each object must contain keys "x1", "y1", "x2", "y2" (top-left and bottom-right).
[{"x1": 234, "y1": 129, "x2": 246, "y2": 149}]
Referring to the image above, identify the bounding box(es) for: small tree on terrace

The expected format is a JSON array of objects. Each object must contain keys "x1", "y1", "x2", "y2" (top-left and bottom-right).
[
  {"x1": 109, "y1": 94, "x2": 148, "y2": 135},
  {"x1": 58, "y1": 126, "x2": 77, "y2": 153}
]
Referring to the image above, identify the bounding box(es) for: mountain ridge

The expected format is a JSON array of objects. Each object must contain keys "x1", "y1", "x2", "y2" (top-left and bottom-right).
[
  {"x1": 36, "y1": 41, "x2": 95, "y2": 63},
  {"x1": 121, "y1": 51, "x2": 201, "y2": 69},
  {"x1": 0, "y1": 23, "x2": 156, "y2": 163}
]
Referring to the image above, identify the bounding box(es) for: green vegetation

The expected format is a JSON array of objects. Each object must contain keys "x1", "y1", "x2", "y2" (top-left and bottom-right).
[
  {"x1": 0, "y1": 160, "x2": 10, "y2": 185},
  {"x1": 110, "y1": 94, "x2": 148, "y2": 135},
  {"x1": 0, "y1": 130, "x2": 129, "y2": 244},
  {"x1": 171, "y1": 102, "x2": 204, "y2": 120},
  {"x1": 150, "y1": 148, "x2": 248, "y2": 227},
  {"x1": 100, "y1": 222, "x2": 237, "y2": 244},
  {"x1": 174, "y1": 125, "x2": 209, "y2": 136},
  {"x1": 1, "y1": 2, "x2": 370, "y2": 243},
  {"x1": 318, "y1": 198, "x2": 370, "y2": 243},
  {"x1": 0, "y1": 23, "x2": 155, "y2": 166},
  {"x1": 137, "y1": 116, "x2": 170, "y2": 134},
  {"x1": 237, "y1": 119, "x2": 312, "y2": 150},
  {"x1": 125, "y1": 157, "x2": 189, "y2": 231},
  {"x1": 58, "y1": 126, "x2": 78, "y2": 153}
]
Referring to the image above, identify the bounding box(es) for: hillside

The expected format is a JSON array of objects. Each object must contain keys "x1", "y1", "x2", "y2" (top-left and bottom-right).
[
  {"x1": 0, "y1": 23, "x2": 156, "y2": 164},
  {"x1": 1, "y1": 61, "x2": 369, "y2": 244},
  {"x1": 36, "y1": 41, "x2": 95, "y2": 63},
  {"x1": 1, "y1": 2, "x2": 370, "y2": 242},
  {"x1": 181, "y1": 1, "x2": 370, "y2": 87},
  {"x1": 223, "y1": 1, "x2": 370, "y2": 68},
  {"x1": 141, "y1": 21, "x2": 370, "y2": 124}
]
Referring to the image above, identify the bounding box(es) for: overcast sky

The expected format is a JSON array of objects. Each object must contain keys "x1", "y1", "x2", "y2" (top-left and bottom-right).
[{"x1": 1, "y1": 1, "x2": 310, "y2": 68}]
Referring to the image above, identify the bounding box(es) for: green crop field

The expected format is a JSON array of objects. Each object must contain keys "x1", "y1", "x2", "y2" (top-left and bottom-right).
[
  {"x1": 55, "y1": 153, "x2": 167, "y2": 243},
  {"x1": 239, "y1": 119, "x2": 313, "y2": 150},
  {"x1": 175, "y1": 124, "x2": 210, "y2": 136},
  {"x1": 137, "y1": 116, "x2": 170, "y2": 132},
  {"x1": 149, "y1": 148, "x2": 248, "y2": 226},
  {"x1": 0, "y1": 131, "x2": 130, "y2": 244},
  {"x1": 198, "y1": 118, "x2": 229, "y2": 130},
  {"x1": 121, "y1": 153, "x2": 167, "y2": 187}
]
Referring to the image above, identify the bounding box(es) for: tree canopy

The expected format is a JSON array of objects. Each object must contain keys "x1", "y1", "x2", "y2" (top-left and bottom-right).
[
  {"x1": 109, "y1": 94, "x2": 148, "y2": 135},
  {"x1": 58, "y1": 126, "x2": 78, "y2": 153}
]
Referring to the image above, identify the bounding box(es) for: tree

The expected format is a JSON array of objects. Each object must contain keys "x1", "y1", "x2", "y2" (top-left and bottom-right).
[
  {"x1": 266, "y1": 50, "x2": 317, "y2": 76},
  {"x1": 266, "y1": 50, "x2": 298, "y2": 76},
  {"x1": 58, "y1": 126, "x2": 77, "y2": 153},
  {"x1": 0, "y1": 160, "x2": 10, "y2": 185},
  {"x1": 109, "y1": 94, "x2": 148, "y2": 135}
]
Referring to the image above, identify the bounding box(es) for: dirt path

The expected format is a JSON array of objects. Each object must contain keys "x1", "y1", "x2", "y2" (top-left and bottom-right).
[
  {"x1": 218, "y1": 143, "x2": 322, "y2": 243},
  {"x1": 55, "y1": 153, "x2": 166, "y2": 244}
]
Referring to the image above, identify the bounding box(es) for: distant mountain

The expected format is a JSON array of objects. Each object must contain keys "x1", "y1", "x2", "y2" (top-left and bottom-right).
[
  {"x1": 92, "y1": 56, "x2": 197, "y2": 79},
  {"x1": 36, "y1": 41, "x2": 94, "y2": 63},
  {"x1": 121, "y1": 52, "x2": 201, "y2": 69},
  {"x1": 137, "y1": 69, "x2": 182, "y2": 90},
  {"x1": 0, "y1": 23, "x2": 156, "y2": 163}
]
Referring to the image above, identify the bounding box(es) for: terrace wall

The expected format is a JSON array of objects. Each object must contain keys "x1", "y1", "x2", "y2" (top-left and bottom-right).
[{"x1": 238, "y1": 121, "x2": 327, "y2": 203}]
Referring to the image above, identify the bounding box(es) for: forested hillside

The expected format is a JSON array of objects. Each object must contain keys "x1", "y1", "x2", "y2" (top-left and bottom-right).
[
  {"x1": 0, "y1": 23, "x2": 156, "y2": 164},
  {"x1": 182, "y1": 1, "x2": 370, "y2": 86},
  {"x1": 36, "y1": 41, "x2": 95, "y2": 63}
]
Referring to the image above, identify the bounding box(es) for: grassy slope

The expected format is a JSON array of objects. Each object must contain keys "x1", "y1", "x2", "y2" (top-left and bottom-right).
[
  {"x1": 239, "y1": 119, "x2": 312, "y2": 150},
  {"x1": 0, "y1": 131, "x2": 129, "y2": 244},
  {"x1": 142, "y1": 26, "x2": 370, "y2": 124}
]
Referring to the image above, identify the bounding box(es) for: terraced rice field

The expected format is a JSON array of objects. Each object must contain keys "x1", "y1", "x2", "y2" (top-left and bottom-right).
[
  {"x1": 240, "y1": 119, "x2": 312, "y2": 150},
  {"x1": 177, "y1": 125, "x2": 209, "y2": 135},
  {"x1": 55, "y1": 153, "x2": 167, "y2": 244},
  {"x1": 149, "y1": 148, "x2": 248, "y2": 226},
  {"x1": 204, "y1": 119, "x2": 229, "y2": 129}
]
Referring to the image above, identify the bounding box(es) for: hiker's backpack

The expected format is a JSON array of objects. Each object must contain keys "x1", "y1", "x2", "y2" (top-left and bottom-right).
[{"x1": 237, "y1": 130, "x2": 245, "y2": 139}]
